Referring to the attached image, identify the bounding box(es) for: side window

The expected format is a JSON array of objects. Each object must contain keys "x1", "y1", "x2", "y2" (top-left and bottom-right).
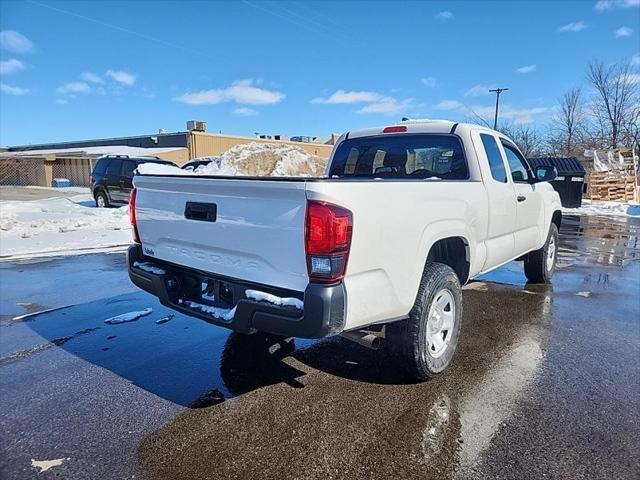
[
  {"x1": 480, "y1": 133, "x2": 507, "y2": 183},
  {"x1": 501, "y1": 143, "x2": 530, "y2": 183},
  {"x1": 93, "y1": 158, "x2": 108, "y2": 174},
  {"x1": 105, "y1": 159, "x2": 123, "y2": 176},
  {"x1": 122, "y1": 160, "x2": 137, "y2": 177}
]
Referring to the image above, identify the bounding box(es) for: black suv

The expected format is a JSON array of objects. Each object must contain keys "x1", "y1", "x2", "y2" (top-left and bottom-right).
[{"x1": 90, "y1": 155, "x2": 176, "y2": 207}]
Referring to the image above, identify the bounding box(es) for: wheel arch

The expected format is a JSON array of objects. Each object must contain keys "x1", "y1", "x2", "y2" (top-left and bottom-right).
[
  {"x1": 425, "y1": 236, "x2": 471, "y2": 285},
  {"x1": 551, "y1": 210, "x2": 562, "y2": 231}
]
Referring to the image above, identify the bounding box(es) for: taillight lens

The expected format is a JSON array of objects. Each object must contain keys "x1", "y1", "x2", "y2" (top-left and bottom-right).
[
  {"x1": 129, "y1": 188, "x2": 140, "y2": 244},
  {"x1": 305, "y1": 200, "x2": 353, "y2": 283},
  {"x1": 383, "y1": 125, "x2": 407, "y2": 133}
]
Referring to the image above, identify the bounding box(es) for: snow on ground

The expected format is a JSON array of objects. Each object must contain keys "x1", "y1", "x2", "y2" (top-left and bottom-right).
[
  {"x1": 103, "y1": 308, "x2": 153, "y2": 325},
  {"x1": 0, "y1": 194, "x2": 131, "y2": 259},
  {"x1": 137, "y1": 142, "x2": 327, "y2": 177},
  {"x1": 562, "y1": 200, "x2": 640, "y2": 218}
]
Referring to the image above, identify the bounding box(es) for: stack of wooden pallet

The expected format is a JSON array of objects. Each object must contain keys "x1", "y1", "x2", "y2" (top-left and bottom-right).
[{"x1": 588, "y1": 172, "x2": 637, "y2": 201}]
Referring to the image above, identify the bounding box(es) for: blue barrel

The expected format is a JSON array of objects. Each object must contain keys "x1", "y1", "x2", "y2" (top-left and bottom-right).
[{"x1": 52, "y1": 178, "x2": 71, "y2": 187}]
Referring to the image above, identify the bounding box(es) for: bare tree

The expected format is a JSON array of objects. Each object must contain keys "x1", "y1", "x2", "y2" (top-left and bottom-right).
[
  {"x1": 499, "y1": 123, "x2": 544, "y2": 157},
  {"x1": 551, "y1": 88, "x2": 585, "y2": 155},
  {"x1": 586, "y1": 60, "x2": 638, "y2": 149}
]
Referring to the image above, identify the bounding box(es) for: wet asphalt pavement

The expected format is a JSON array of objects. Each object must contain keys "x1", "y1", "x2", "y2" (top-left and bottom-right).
[{"x1": 1, "y1": 214, "x2": 638, "y2": 479}]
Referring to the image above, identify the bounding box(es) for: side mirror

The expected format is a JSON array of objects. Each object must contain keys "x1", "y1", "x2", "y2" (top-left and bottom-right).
[{"x1": 535, "y1": 165, "x2": 557, "y2": 183}]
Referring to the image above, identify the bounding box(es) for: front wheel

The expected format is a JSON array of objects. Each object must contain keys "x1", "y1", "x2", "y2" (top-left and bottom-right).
[
  {"x1": 387, "y1": 262, "x2": 463, "y2": 381},
  {"x1": 524, "y1": 223, "x2": 558, "y2": 284}
]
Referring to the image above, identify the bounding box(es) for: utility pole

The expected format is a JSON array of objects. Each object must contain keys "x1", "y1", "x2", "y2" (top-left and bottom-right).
[{"x1": 489, "y1": 87, "x2": 509, "y2": 130}]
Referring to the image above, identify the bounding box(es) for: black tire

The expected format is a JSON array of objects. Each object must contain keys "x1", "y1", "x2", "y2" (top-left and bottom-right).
[
  {"x1": 387, "y1": 262, "x2": 463, "y2": 381},
  {"x1": 524, "y1": 223, "x2": 558, "y2": 284},
  {"x1": 94, "y1": 190, "x2": 110, "y2": 208}
]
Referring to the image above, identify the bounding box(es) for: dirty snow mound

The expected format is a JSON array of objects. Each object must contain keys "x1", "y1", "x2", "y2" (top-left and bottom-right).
[
  {"x1": 138, "y1": 142, "x2": 327, "y2": 177},
  {"x1": 0, "y1": 194, "x2": 131, "y2": 258}
]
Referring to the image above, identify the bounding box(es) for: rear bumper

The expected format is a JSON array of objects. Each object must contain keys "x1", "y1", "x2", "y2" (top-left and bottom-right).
[{"x1": 127, "y1": 244, "x2": 345, "y2": 338}]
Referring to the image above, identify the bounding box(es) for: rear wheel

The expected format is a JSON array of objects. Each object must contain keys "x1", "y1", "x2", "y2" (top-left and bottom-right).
[
  {"x1": 94, "y1": 190, "x2": 110, "y2": 208},
  {"x1": 387, "y1": 262, "x2": 463, "y2": 381},
  {"x1": 524, "y1": 223, "x2": 558, "y2": 284}
]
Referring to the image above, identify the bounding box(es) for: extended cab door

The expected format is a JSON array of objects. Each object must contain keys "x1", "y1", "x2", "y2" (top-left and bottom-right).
[
  {"x1": 472, "y1": 131, "x2": 517, "y2": 268},
  {"x1": 500, "y1": 141, "x2": 544, "y2": 254}
]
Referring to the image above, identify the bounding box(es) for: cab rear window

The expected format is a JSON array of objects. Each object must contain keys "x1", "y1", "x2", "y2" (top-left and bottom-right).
[{"x1": 329, "y1": 134, "x2": 468, "y2": 180}]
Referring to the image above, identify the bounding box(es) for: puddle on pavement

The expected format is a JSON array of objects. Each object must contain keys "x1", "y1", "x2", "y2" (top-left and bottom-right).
[
  {"x1": 558, "y1": 214, "x2": 640, "y2": 267},
  {"x1": 137, "y1": 284, "x2": 553, "y2": 480}
]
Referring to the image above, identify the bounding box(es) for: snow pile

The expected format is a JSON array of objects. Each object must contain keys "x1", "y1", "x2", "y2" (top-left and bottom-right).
[
  {"x1": 245, "y1": 289, "x2": 304, "y2": 309},
  {"x1": 0, "y1": 194, "x2": 131, "y2": 259},
  {"x1": 133, "y1": 261, "x2": 167, "y2": 275},
  {"x1": 562, "y1": 200, "x2": 640, "y2": 218},
  {"x1": 104, "y1": 308, "x2": 153, "y2": 325},
  {"x1": 137, "y1": 142, "x2": 327, "y2": 177},
  {"x1": 183, "y1": 300, "x2": 237, "y2": 322}
]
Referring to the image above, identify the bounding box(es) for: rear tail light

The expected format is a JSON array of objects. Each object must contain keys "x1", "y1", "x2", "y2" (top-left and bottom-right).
[
  {"x1": 129, "y1": 188, "x2": 140, "y2": 244},
  {"x1": 383, "y1": 125, "x2": 407, "y2": 133},
  {"x1": 305, "y1": 200, "x2": 353, "y2": 283}
]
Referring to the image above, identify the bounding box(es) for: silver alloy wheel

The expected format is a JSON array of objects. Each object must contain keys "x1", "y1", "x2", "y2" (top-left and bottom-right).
[
  {"x1": 546, "y1": 235, "x2": 556, "y2": 271},
  {"x1": 426, "y1": 288, "x2": 455, "y2": 358},
  {"x1": 96, "y1": 195, "x2": 106, "y2": 208}
]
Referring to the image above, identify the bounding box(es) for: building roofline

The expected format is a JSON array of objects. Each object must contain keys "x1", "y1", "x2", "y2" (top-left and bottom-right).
[{"x1": 8, "y1": 131, "x2": 190, "y2": 151}]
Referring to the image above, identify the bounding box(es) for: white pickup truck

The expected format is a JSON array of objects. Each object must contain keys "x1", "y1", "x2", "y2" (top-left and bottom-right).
[{"x1": 127, "y1": 120, "x2": 562, "y2": 380}]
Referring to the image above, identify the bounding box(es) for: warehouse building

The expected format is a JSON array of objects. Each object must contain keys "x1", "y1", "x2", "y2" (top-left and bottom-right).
[{"x1": 0, "y1": 121, "x2": 337, "y2": 187}]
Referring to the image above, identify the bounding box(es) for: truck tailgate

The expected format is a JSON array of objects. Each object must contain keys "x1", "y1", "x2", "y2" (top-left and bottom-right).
[{"x1": 133, "y1": 176, "x2": 309, "y2": 292}]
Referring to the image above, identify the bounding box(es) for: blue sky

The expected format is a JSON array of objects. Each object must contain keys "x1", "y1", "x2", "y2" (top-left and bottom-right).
[{"x1": 1, "y1": 0, "x2": 639, "y2": 146}]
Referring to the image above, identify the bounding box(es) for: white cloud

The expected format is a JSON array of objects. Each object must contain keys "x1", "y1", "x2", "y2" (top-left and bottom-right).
[
  {"x1": 471, "y1": 105, "x2": 548, "y2": 124},
  {"x1": 615, "y1": 26, "x2": 633, "y2": 37},
  {"x1": 434, "y1": 100, "x2": 464, "y2": 110},
  {"x1": 632, "y1": 53, "x2": 640, "y2": 65},
  {"x1": 0, "y1": 30, "x2": 34, "y2": 53},
  {"x1": 435, "y1": 11, "x2": 453, "y2": 20},
  {"x1": 57, "y1": 81, "x2": 91, "y2": 95},
  {"x1": 557, "y1": 21, "x2": 587, "y2": 32},
  {"x1": 0, "y1": 82, "x2": 29, "y2": 95},
  {"x1": 81, "y1": 72, "x2": 104, "y2": 84},
  {"x1": 464, "y1": 84, "x2": 494, "y2": 97},
  {"x1": 619, "y1": 72, "x2": 640, "y2": 84},
  {"x1": 357, "y1": 97, "x2": 413, "y2": 115},
  {"x1": 106, "y1": 69, "x2": 137, "y2": 86},
  {"x1": 0, "y1": 58, "x2": 25, "y2": 75},
  {"x1": 516, "y1": 64, "x2": 537, "y2": 74},
  {"x1": 232, "y1": 107, "x2": 258, "y2": 116},
  {"x1": 175, "y1": 79, "x2": 285, "y2": 105},
  {"x1": 421, "y1": 77, "x2": 437, "y2": 88},
  {"x1": 311, "y1": 90, "x2": 383, "y2": 104},
  {"x1": 594, "y1": 0, "x2": 640, "y2": 12}
]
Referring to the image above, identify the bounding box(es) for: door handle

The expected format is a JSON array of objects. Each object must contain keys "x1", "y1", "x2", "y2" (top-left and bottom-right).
[{"x1": 517, "y1": 195, "x2": 526, "y2": 202}]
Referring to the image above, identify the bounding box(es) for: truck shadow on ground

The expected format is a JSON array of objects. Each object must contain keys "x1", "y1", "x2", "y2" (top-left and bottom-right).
[{"x1": 137, "y1": 283, "x2": 555, "y2": 480}]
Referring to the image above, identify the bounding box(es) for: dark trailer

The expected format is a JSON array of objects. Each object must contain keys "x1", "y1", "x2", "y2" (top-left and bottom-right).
[{"x1": 529, "y1": 157, "x2": 586, "y2": 208}]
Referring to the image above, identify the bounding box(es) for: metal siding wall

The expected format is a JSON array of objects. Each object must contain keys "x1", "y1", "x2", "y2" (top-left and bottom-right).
[
  {"x1": 154, "y1": 148, "x2": 189, "y2": 165},
  {"x1": 189, "y1": 132, "x2": 334, "y2": 159}
]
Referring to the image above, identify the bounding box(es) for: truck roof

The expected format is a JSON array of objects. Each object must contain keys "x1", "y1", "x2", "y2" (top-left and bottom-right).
[{"x1": 346, "y1": 119, "x2": 499, "y2": 139}]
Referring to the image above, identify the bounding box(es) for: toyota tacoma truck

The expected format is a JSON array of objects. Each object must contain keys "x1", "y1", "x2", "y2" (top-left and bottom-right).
[{"x1": 127, "y1": 120, "x2": 562, "y2": 380}]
